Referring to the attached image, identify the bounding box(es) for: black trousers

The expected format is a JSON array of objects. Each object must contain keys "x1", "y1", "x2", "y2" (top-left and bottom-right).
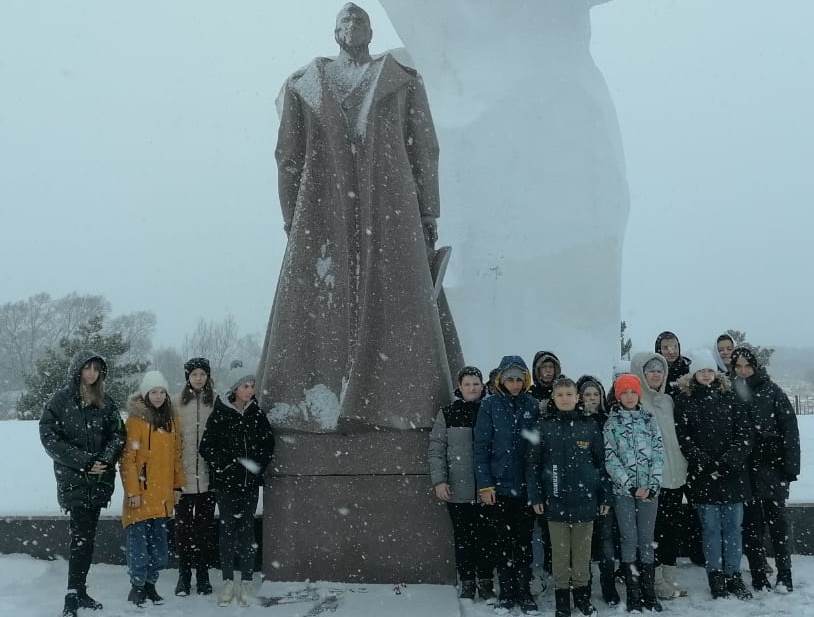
[
  {"x1": 655, "y1": 487, "x2": 686, "y2": 566},
  {"x1": 175, "y1": 491, "x2": 217, "y2": 570},
  {"x1": 67, "y1": 506, "x2": 102, "y2": 591},
  {"x1": 491, "y1": 496, "x2": 535, "y2": 598},
  {"x1": 447, "y1": 502, "x2": 496, "y2": 581},
  {"x1": 743, "y1": 497, "x2": 791, "y2": 572},
  {"x1": 217, "y1": 487, "x2": 259, "y2": 581}
]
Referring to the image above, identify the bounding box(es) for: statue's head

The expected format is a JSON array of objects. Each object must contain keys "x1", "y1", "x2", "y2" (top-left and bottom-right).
[{"x1": 335, "y1": 3, "x2": 373, "y2": 50}]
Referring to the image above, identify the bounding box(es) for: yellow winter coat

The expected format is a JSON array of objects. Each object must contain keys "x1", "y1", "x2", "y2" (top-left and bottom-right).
[{"x1": 120, "y1": 395, "x2": 185, "y2": 528}]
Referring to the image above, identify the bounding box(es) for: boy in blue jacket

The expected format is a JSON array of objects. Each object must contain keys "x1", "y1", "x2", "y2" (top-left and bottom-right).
[{"x1": 475, "y1": 356, "x2": 540, "y2": 615}]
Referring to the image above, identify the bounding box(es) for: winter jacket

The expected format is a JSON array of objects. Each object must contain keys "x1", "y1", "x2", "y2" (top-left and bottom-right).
[
  {"x1": 631, "y1": 352, "x2": 687, "y2": 489},
  {"x1": 734, "y1": 372, "x2": 800, "y2": 501},
  {"x1": 576, "y1": 375, "x2": 609, "y2": 423},
  {"x1": 529, "y1": 350, "x2": 562, "y2": 412},
  {"x1": 39, "y1": 351, "x2": 125, "y2": 512},
  {"x1": 120, "y1": 395, "x2": 184, "y2": 528},
  {"x1": 174, "y1": 390, "x2": 214, "y2": 494},
  {"x1": 674, "y1": 375, "x2": 753, "y2": 504},
  {"x1": 526, "y1": 405, "x2": 609, "y2": 522},
  {"x1": 655, "y1": 331, "x2": 691, "y2": 396},
  {"x1": 427, "y1": 389, "x2": 483, "y2": 503},
  {"x1": 604, "y1": 405, "x2": 664, "y2": 496},
  {"x1": 474, "y1": 356, "x2": 539, "y2": 497},
  {"x1": 199, "y1": 395, "x2": 275, "y2": 494}
]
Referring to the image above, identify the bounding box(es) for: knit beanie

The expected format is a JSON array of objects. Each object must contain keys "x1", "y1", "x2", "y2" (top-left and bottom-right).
[
  {"x1": 229, "y1": 373, "x2": 256, "y2": 395},
  {"x1": 689, "y1": 349, "x2": 718, "y2": 375},
  {"x1": 730, "y1": 346, "x2": 760, "y2": 370},
  {"x1": 140, "y1": 370, "x2": 170, "y2": 398},
  {"x1": 614, "y1": 374, "x2": 642, "y2": 398},
  {"x1": 184, "y1": 357, "x2": 211, "y2": 381}
]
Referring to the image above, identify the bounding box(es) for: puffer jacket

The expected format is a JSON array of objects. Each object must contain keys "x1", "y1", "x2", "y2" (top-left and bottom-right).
[
  {"x1": 200, "y1": 395, "x2": 275, "y2": 494},
  {"x1": 631, "y1": 352, "x2": 687, "y2": 489},
  {"x1": 39, "y1": 351, "x2": 125, "y2": 512},
  {"x1": 175, "y1": 390, "x2": 214, "y2": 494},
  {"x1": 120, "y1": 395, "x2": 185, "y2": 527},
  {"x1": 474, "y1": 355, "x2": 539, "y2": 497},
  {"x1": 428, "y1": 389, "x2": 484, "y2": 503},
  {"x1": 655, "y1": 331, "x2": 691, "y2": 396},
  {"x1": 604, "y1": 405, "x2": 664, "y2": 496},
  {"x1": 674, "y1": 374, "x2": 753, "y2": 504}
]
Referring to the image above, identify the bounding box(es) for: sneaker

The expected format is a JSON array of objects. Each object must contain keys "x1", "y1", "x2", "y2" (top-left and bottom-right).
[
  {"x1": 127, "y1": 585, "x2": 147, "y2": 608},
  {"x1": 144, "y1": 582, "x2": 164, "y2": 605},
  {"x1": 76, "y1": 586, "x2": 103, "y2": 610},
  {"x1": 62, "y1": 592, "x2": 79, "y2": 617},
  {"x1": 775, "y1": 569, "x2": 793, "y2": 594},
  {"x1": 218, "y1": 580, "x2": 236, "y2": 607},
  {"x1": 238, "y1": 580, "x2": 253, "y2": 607},
  {"x1": 726, "y1": 573, "x2": 753, "y2": 600},
  {"x1": 460, "y1": 580, "x2": 476, "y2": 600}
]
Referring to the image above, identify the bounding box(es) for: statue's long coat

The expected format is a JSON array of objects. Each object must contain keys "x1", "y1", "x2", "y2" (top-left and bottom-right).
[{"x1": 258, "y1": 53, "x2": 454, "y2": 432}]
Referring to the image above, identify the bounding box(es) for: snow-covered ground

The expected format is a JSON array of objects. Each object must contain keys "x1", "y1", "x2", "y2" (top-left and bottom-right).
[
  {"x1": 0, "y1": 553, "x2": 811, "y2": 617},
  {"x1": 1, "y1": 416, "x2": 812, "y2": 516}
]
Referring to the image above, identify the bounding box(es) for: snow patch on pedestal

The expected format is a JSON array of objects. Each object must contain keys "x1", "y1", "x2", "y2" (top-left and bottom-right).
[{"x1": 271, "y1": 384, "x2": 341, "y2": 431}]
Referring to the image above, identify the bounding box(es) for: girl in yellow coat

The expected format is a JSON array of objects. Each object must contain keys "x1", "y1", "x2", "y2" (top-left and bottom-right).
[{"x1": 121, "y1": 371, "x2": 184, "y2": 607}]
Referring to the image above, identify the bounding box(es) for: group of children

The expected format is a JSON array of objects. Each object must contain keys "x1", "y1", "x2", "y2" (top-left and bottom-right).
[
  {"x1": 40, "y1": 353, "x2": 275, "y2": 617},
  {"x1": 429, "y1": 331, "x2": 801, "y2": 616}
]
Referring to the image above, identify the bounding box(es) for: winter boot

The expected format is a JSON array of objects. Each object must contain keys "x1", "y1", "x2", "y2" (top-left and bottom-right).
[
  {"x1": 76, "y1": 585, "x2": 103, "y2": 610},
  {"x1": 217, "y1": 580, "x2": 236, "y2": 607},
  {"x1": 726, "y1": 572, "x2": 753, "y2": 600},
  {"x1": 495, "y1": 573, "x2": 515, "y2": 613},
  {"x1": 640, "y1": 564, "x2": 663, "y2": 612},
  {"x1": 237, "y1": 580, "x2": 253, "y2": 607},
  {"x1": 653, "y1": 565, "x2": 679, "y2": 600},
  {"x1": 127, "y1": 585, "x2": 147, "y2": 607},
  {"x1": 144, "y1": 582, "x2": 164, "y2": 605},
  {"x1": 62, "y1": 592, "x2": 79, "y2": 617},
  {"x1": 175, "y1": 564, "x2": 192, "y2": 596},
  {"x1": 622, "y1": 562, "x2": 642, "y2": 613},
  {"x1": 661, "y1": 564, "x2": 688, "y2": 597},
  {"x1": 517, "y1": 571, "x2": 539, "y2": 615},
  {"x1": 750, "y1": 568, "x2": 772, "y2": 592},
  {"x1": 572, "y1": 586, "x2": 597, "y2": 616},
  {"x1": 707, "y1": 571, "x2": 728, "y2": 599},
  {"x1": 775, "y1": 568, "x2": 793, "y2": 593},
  {"x1": 599, "y1": 561, "x2": 620, "y2": 606},
  {"x1": 478, "y1": 578, "x2": 497, "y2": 604},
  {"x1": 460, "y1": 580, "x2": 476, "y2": 600},
  {"x1": 555, "y1": 588, "x2": 572, "y2": 617},
  {"x1": 196, "y1": 567, "x2": 213, "y2": 595}
]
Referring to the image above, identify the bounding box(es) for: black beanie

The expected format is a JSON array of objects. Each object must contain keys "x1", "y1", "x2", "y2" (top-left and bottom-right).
[
  {"x1": 184, "y1": 357, "x2": 211, "y2": 381},
  {"x1": 730, "y1": 346, "x2": 760, "y2": 370}
]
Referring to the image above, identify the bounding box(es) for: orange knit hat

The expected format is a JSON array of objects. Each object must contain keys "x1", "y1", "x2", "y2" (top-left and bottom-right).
[{"x1": 614, "y1": 373, "x2": 642, "y2": 398}]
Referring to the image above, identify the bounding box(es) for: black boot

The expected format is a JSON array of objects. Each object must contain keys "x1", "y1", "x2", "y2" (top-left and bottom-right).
[
  {"x1": 196, "y1": 567, "x2": 213, "y2": 595},
  {"x1": 555, "y1": 588, "x2": 572, "y2": 617},
  {"x1": 478, "y1": 578, "x2": 496, "y2": 604},
  {"x1": 726, "y1": 573, "x2": 753, "y2": 600},
  {"x1": 599, "y1": 561, "x2": 620, "y2": 606},
  {"x1": 62, "y1": 592, "x2": 79, "y2": 617},
  {"x1": 707, "y1": 571, "x2": 728, "y2": 599},
  {"x1": 127, "y1": 585, "x2": 147, "y2": 607},
  {"x1": 640, "y1": 564, "x2": 663, "y2": 612},
  {"x1": 751, "y1": 568, "x2": 772, "y2": 592},
  {"x1": 460, "y1": 580, "x2": 476, "y2": 600},
  {"x1": 776, "y1": 568, "x2": 793, "y2": 593},
  {"x1": 175, "y1": 564, "x2": 192, "y2": 596},
  {"x1": 144, "y1": 582, "x2": 164, "y2": 605},
  {"x1": 496, "y1": 573, "x2": 515, "y2": 613},
  {"x1": 76, "y1": 585, "x2": 103, "y2": 610},
  {"x1": 622, "y1": 562, "x2": 642, "y2": 613},
  {"x1": 516, "y1": 572, "x2": 539, "y2": 615},
  {"x1": 572, "y1": 586, "x2": 597, "y2": 616}
]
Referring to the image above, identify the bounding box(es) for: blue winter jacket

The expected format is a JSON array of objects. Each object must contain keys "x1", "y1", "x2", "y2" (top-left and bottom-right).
[
  {"x1": 474, "y1": 356, "x2": 539, "y2": 498},
  {"x1": 604, "y1": 405, "x2": 664, "y2": 496}
]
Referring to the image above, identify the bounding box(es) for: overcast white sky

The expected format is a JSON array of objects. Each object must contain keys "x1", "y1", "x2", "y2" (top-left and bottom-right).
[{"x1": 1, "y1": 1, "x2": 811, "y2": 355}]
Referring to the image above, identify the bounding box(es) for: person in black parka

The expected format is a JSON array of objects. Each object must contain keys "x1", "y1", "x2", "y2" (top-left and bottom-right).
[
  {"x1": 654, "y1": 331, "x2": 691, "y2": 397},
  {"x1": 40, "y1": 351, "x2": 125, "y2": 617},
  {"x1": 731, "y1": 346, "x2": 800, "y2": 593}
]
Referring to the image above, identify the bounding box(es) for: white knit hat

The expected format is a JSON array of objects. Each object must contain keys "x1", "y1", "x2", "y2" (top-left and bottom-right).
[
  {"x1": 689, "y1": 349, "x2": 718, "y2": 375},
  {"x1": 140, "y1": 370, "x2": 170, "y2": 398}
]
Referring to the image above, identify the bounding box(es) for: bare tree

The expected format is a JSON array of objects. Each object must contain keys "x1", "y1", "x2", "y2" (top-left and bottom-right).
[
  {"x1": 107, "y1": 310, "x2": 156, "y2": 365},
  {"x1": 183, "y1": 315, "x2": 239, "y2": 375},
  {"x1": 152, "y1": 346, "x2": 186, "y2": 391}
]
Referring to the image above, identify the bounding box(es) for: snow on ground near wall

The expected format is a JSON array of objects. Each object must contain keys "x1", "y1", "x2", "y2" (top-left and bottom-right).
[{"x1": 0, "y1": 553, "x2": 813, "y2": 617}]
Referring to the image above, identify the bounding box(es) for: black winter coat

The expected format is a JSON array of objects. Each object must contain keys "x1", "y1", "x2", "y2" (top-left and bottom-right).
[
  {"x1": 654, "y1": 331, "x2": 691, "y2": 396},
  {"x1": 734, "y1": 373, "x2": 800, "y2": 501},
  {"x1": 674, "y1": 376, "x2": 753, "y2": 504},
  {"x1": 526, "y1": 407, "x2": 609, "y2": 523},
  {"x1": 39, "y1": 351, "x2": 125, "y2": 511},
  {"x1": 199, "y1": 396, "x2": 275, "y2": 494}
]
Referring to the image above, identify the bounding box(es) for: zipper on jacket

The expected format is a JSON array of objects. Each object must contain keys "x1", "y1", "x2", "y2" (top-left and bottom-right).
[{"x1": 195, "y1": 394, "x2": 200, "y2": 493}]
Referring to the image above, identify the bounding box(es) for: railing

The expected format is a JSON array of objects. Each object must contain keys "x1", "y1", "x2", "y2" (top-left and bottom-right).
[{"x1": 794, "y1": 395, "x2": 814, "y2": 415}]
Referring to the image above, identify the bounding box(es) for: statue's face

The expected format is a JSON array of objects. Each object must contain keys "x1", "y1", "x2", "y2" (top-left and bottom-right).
[{"x1": 335, "y1": 5, "x2": 372, "y2": 48}]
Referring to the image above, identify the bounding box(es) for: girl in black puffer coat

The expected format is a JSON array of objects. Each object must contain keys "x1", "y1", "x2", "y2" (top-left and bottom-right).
[{"x1": 731, "y1": 347, "x2": 800, "y2": 593}]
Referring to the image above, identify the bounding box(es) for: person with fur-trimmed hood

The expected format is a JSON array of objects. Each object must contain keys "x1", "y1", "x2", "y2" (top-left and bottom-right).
[
  {"x1": 529, "y1": 351, "x2": 562, "y2": 411},
  {"x1": 173, "y1": 357, "x2": 217, "y2": 597},
  {"x1": 121, "y1": 371, "x2": 185, "y2": 607},
  {"x1": 731, "y1": 346, "x2": 800, "y2": 593},
  {"x1": 474, "y1": 356, "x2": 539, "y2": 615},
  {"x1": 673, "y1": 350, "x2": 753, "y2": 601},
  {"x1": 40, "y1": 351, "x2": 125, "y2": 617},
  {"x1": 654, "y1": 331, "x2": 691, "y2": 396},
  {"x1": 429, "y1": 366, "x2": 496, "y2": 603},
  {"x1": 200, "y1": 373, "x2": 274, "y2": 608}
]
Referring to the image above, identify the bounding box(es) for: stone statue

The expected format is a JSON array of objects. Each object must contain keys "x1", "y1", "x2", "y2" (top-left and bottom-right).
[{"x1": 257, "y1": 2, "x2": 462, "y2": 433}]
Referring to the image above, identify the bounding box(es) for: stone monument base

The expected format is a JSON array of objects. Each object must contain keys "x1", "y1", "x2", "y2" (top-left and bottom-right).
[{"x1": 262, "y1": 428, "x2": 455, "y2": 584}]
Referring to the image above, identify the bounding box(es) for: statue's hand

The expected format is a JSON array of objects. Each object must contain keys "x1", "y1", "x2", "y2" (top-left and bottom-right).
[{"x1": 422, "y1": 216, "x2": 438, "y2": 248}]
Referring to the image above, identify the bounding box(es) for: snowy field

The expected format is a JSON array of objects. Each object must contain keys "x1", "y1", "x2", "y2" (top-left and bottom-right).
[
  {"x1": 0, "y1": 553, "x2": 812, "y2": 617},
  {"x1": 1, "y1": 416, "x2": 812, "y2": 516}
]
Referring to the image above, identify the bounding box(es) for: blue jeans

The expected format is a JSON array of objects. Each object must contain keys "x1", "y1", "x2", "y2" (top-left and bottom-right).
[
  {"x1": 615, "y1": 495, "x2": 658, "y2": 564},
  {"x1": 126, "y1": 518, "x2": 169, "y2": 587},
  {"x1": 697, "y1": 503, "x2": 743, "y2": 575}
]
